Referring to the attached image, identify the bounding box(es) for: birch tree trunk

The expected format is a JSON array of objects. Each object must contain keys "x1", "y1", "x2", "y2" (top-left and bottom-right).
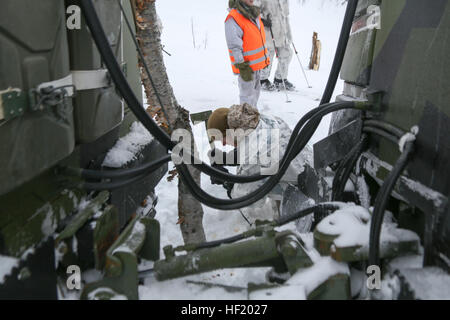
[{"x1": 132, "y1": 0, "x2": 206, "y2": 244}]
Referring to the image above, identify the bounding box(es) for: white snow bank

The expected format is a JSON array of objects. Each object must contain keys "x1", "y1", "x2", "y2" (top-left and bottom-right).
[{"x1": 103, "y1": 122, "x2": 154, "y2": 168}]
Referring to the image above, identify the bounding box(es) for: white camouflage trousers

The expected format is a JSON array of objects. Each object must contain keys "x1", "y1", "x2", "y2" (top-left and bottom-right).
[
  {"x1": 238, "y1": 69, "x2": 261, "y2": 109},
  {"x1": 261, "y1": 36, "x2": 293, "y2": 81}
]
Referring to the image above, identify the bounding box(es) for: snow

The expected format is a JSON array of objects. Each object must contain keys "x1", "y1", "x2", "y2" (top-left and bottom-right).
[
  {"x1": 0, "y1": 255, "x2": 19, "y2": 284},
  {"x1": 402, "y1": 177, "x2": 446, "y2": 209},
  {"x1": 103, "y1": 122, "x2": 154, "y2": 168},
  {"x1": 286, "y1": 256, "x2": 349, "y2": 296},
  {"x1": 137, "y1": 0, "x2": 352, "y2": 299},
  {"x1": 112, "y1": 220, "x2": 146, "y2": 254},
  {"x1": 316, "y1": 204, "x2": 420, "y2": 250},
  {"x1": 398, "y1": 267, "x2": 450, "y2": 300},
  {"x1": 316, "y1": 204, "x2": 371, "y2": 247}
]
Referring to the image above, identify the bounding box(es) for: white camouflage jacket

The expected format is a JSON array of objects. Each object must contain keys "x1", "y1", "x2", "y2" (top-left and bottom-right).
[
  {"x1": 231, "y1": 113, "x2": 313, "y2": 208},
  {"x1": 256, "y1": 0, "x2": 292, "y2": 47}
]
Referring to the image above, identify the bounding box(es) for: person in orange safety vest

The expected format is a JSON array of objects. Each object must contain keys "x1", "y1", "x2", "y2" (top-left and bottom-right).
[{"x1": 225, "y1": 0, "x2": 270, "y2": 109}]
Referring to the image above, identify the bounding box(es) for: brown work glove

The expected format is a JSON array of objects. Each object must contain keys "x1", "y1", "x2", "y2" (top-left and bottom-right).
[{"x1": 235, "y1": 61, "x2": 253, "y2": 82}]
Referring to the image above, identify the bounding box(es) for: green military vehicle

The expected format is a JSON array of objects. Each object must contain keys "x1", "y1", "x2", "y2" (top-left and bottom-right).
[
  {"x1": 311, "y1": 0, "x2": 450, "y2": 298},
  {"x1": 0, "y1": 0, "x2": 167, "y2": 299}
]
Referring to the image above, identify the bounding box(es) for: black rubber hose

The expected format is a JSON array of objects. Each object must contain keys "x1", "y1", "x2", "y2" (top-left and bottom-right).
[
  {"x1": 183, "y1": 203, "x2": 342, "y2": 251},
  {"x1": 332, "y1": 134, "x2": 369, "y2": 201},
  {"x1": 189, "y1": 234, "x2": 247, "y2": 250},
  {"x1": 363, "y1": 126, "x2": 399, "y2": 146},
  {"x1": 179, "y1": 102, "x2": 360, "y2": 208},
  {"x1": 80, "y1": 0, "x2": 366, "y2": 207},
  {"x1": 194, "y1": 101, "x2": 349, "y2": 184},
  {"x1": 84, "y1": 171, "x2": 149, "y2": 191},
  {"x1": 80, "y1": 0, "x2": 361, "y2": 190},
  {"x1": 79, "y1": 0, "x2": 174, "y2": 149},
  {"x1": 67, "y1": 155, "x2": 172, "y2": 180},
  {"x1": 177, "y1": 102, "x2": 368, "y2": 210},
  {"x1": 275, "y1": 203, "x2": 341, "y2": 226},
  {"x1": 368, "y1": 141, "x2": 415, "y2": 268},
  {"x1": 80, "y1": 0, "x2": 264, "y2": 184},
  {"x1": 320, "y1": 0, "x2": 358, "y2": 105},
  {"x1": 364, "y1": 120, "x2": 405, "y2": 138}
]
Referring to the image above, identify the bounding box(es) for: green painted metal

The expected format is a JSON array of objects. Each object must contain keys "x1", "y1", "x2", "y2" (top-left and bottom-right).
[
  {"x1": 0, "y1": 169, "x2": 85, "y2": 257},
  {"x1": 340, "y1": 29, "x2": 377, "y2": 85},
  {"x1": 120, "y1": 0, "x2": 144, "y2": 137},
  {"x1": 81, "y1": 250, "x2": 138, "y2": 300},
  {"x1": 0, "y1": 0, "x2": 75, "y2": 196},
  {"x1": 276, "y1": 231, "x2": 313, "y2": 274},
  {"x1": 55, "y1": 191, "x2": 109, "y2": 244},
  {"x1": 93, "y1": 205, "x2": 120, "y2": 270},
  {"x1": 139, "y1": 218, "x2": 160, "y2": 262},
  {"x1": 307, "y1": 274, "x2": 351, "y2": 300},
  {"x1": 313, "y1": 211, "x2": 420, "y2": 263},
  {"x1": 81, "y1": 215, "x2": 157, "y2": 300},
  {"x1": 190, "y1": 110, "x2": 213, "y2": 125},
  {"x1": 154, "y1": 229, "x2": 314, "y2": 282},
  {"x1": 66, "y1": 0, "x2": 123, "y2": 143}
]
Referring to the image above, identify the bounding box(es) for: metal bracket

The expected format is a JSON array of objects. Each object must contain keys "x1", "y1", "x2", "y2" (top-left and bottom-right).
[
  {"x1": 190, "y1": 110, "x2": 212, "y2": 126},
  {"x1": 1, "y1": 70, "x2": 111, "y2": 122},
  {"x1": 37, "y1": 69, "x2": 110, "y2": 97}
]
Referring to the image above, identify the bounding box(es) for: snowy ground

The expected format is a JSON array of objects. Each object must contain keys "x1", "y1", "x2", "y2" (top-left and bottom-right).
[{"x1": 139, "y1": 0, "x2": 347, "y2": 300}]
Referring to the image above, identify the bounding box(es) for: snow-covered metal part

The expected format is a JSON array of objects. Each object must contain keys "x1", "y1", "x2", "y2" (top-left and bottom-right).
[
  {"x1": 314, "y1": 204, "x2": 420, "y2": 262},
  {"x1": 80, "y1": 216, "x2": 160, "y2": 300}
]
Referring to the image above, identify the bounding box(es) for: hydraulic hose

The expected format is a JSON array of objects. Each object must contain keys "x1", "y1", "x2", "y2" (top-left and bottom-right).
[
  {"x1": 84, "y1": 170, "x2": 151, "y2": 191},
  {"x1": 173, "y1": 203, "x2": 343, "y2": 251},
  {"x1": 364, "y1": 120, "x2": 405, "y2": 138},
  {"x1": 82, "y1": 156, "x2": 168, "y2": 190},
  {"x1": 80, "y1": 0, "x2": 264, "y2": 185},
  {"x1": 320, "y1": 0, "x2": 358, "y2": 105},
  {"x1": 332, "y1": 134, "x2": 369, "y2": 201},
  {"x1": 368, "y1": 141, "x2": 415, "y2": 268},
  {"x1": 80, "y1": 0, "x2": 174, "y2": 149},
  {"x1": 177, "y1": 101, "x2": 368, "y2": 210},
  {"x1": 362, "y1": 127, "x2": 399, "y2": 146},
  {"x1": 65, "y1": 155, "x2": 172, "y2": 180},
  {"x1": 80, "y1": 0, "x2": 367, "y2": 209}
]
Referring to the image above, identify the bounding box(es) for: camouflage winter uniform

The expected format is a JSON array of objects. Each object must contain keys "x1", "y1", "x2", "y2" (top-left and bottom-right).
[
  {"x1": 256, "y1": 0, "x2": 294, "y2": 81},
  {"x1": 229, "y1": 109, "x2": 313, "y2": 224}
]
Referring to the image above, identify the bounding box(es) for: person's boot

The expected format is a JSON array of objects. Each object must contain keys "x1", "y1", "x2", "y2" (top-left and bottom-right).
[
  {"x1": 260, "y1": 79, "x2": 276, "y2": 91},
  {"x1": 274, "y1": 78, "x2": 296, "y2": 91}
]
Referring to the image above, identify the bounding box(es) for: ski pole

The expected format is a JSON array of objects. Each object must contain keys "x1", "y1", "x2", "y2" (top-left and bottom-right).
[
  {"x1": 269, "y1": 26, "x2": 291, "y2": 103},
  {"x1": 292, "y1": 42, "x2": 312, "y2": 88}
]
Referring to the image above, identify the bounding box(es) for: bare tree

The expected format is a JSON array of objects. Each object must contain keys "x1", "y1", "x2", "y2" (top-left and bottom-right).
[{"x1": 132, "y1": 0, "x2": 206, "y2": 244}]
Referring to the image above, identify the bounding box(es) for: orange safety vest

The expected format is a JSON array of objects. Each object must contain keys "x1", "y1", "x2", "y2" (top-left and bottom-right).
[{"x1": 225, "y1": 9, "x2": 270, "y2": 74}]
